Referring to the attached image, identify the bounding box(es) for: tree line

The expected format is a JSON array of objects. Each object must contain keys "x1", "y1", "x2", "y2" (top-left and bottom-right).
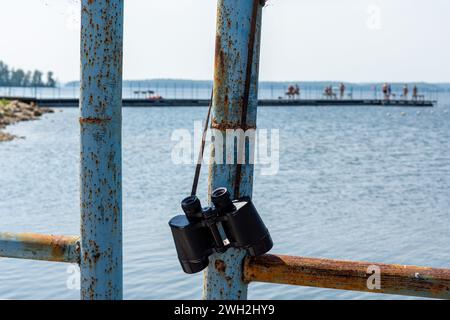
[{"x1": 0, "y1": 61, "x2": 56, "y2": 87}]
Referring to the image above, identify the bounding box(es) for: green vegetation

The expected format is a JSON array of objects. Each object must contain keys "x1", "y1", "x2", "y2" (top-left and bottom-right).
[
  {"x1": 0, "y1": 60, "x2": 56, "y2": 87},
  {"x1": 0, "y1": 99, "x2": 9, "y2": 107}
]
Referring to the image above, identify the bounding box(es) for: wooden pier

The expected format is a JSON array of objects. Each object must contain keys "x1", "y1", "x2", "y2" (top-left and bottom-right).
[{"x1": 0, "y1": 97, "x2": 435, "y2": 108}]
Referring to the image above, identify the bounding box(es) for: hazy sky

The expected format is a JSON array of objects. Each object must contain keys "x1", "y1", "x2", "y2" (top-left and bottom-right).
[{"x1": 1, "y1": 0, "x2": 449, "y2": 83}]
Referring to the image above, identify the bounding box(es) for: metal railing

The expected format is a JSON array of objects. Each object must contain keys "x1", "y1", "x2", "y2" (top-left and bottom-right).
[
  {"x1": 0, "y1": 0, "x2": 449, "y2": 300},
  {"x1": 0, "y1": 83, "x2": 440, "y2": 102},
  {"x1": 0, "y1": 233, "x2": 79, "y2": 264},
  {"x1": 244, "y1": 255, "x2": 450, "y2": 299}
]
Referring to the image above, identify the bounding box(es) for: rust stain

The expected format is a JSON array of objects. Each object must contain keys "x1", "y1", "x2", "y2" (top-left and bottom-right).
[
  {"x1": 79, "y1": 117, "x2": 112, "y2": 124},
  {"x1": 244, "y1": 254, "x2": 450, "y2": 299},
  {"x1": 215, "y1": 259, "x2": 227, "y2": 274},
  {"x1": 214, "y1": 34, "x2": 226, "y2": 101},
  {"x1": 211, "y1": 121, "x2": 256, "y2": 131},
  {"x1": 1, "y1": 233, "x2": 80, "y2": 263}
]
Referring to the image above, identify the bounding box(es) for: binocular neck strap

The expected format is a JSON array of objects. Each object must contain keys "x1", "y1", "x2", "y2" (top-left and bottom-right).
[
  {"x1": 192, "y1": 0, "x2": 259, "y2": 197},
  {"x1": 191, "y1": 89, "x2": 214, "y2": 196},
  {"x1": 234, "y1": 0, "x2": 260, "y2": 198}
]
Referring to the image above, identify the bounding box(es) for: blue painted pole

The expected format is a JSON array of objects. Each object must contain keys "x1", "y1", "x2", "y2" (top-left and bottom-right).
[
  {"x1": 204, "y1": 0, "x2": 264, "y2": 300},
  {"x1": 80, "y1": 0, "x2": 124, "y2": 300}
]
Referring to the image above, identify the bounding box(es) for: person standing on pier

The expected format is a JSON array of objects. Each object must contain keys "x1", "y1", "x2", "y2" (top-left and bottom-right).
[
  {"x1": 403, "y1": 84, "x2": 409, "y2": 100},
  {"x1": 382, "y1": 83, "x2": 388, "y2": 100},
  {"x1": 295, "y1": 84, "x2": 300, "y2": 99},
  {"x1": 339, "y1": 83, "x2": 346, "y2": 99},
  {"x1": 413, "y1": 85, "x2": 418, "y2": 100},
  {"x1": 386, "y1": 84, "x2": 392, "y2": 100}
]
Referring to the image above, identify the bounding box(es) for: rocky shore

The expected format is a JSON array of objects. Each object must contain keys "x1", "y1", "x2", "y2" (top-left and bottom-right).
[{"x1": 0, "y1": 100, "x2": 54, "y2": 142}]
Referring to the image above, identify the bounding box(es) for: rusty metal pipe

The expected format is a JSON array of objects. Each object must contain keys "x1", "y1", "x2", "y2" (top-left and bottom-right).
[
  {"x1": 244, "y1": 254, "x2": 450, "y2": 299},
  {"x1": 80, "y1": 0, "x2": 124, "y2": 300},
  {"x1": 0, "y1": 232, "x2": 80, "y2": 263},
  {"x1": 204, "y1": 0, "x2": 264, "y2": 300}
]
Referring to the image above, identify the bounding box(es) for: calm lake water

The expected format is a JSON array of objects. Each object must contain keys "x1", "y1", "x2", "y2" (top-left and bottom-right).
[{"x1": 1, "y1": 96, "x2": 449, "y2": 300}]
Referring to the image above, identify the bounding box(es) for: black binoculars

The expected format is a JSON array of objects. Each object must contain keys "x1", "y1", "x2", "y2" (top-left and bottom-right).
[{"x1": 169, "y1": 187, "x2": 273, "y2": 274}]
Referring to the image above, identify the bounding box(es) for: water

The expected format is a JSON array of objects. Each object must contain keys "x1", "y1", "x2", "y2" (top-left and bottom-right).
[{"x1": 0, "y1": 96, "x2": 449, "y2": 300}]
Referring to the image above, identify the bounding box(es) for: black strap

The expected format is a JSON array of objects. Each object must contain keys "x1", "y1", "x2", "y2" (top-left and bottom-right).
[
  {"x1": 192, "y1": 1, "x2": 261, "y2": 197},
  {"x1": 234, "y1": 0, "x2": 260, "y2": 198},
  {"x1": 191, "y1": 90, "x2": 214, "y2": 196}
]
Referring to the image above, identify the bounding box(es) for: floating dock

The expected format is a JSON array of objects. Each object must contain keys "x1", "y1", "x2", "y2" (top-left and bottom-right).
[{"x1": 0, "y1": 97, "x2": 435, "y2": 108}]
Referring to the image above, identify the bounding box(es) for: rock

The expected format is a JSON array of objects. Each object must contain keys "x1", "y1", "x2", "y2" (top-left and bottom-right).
[
  {"x1": 0, "y1": 100, "x2": 54, "y2": 142},
  {"x1": 0, "y1": 131, "x2": 16, "y2": 142},
  {"x1": 41, "y1": 107, "x2": 54, "y2": 114},
  {"x1": 22, "y1": 110, "x2": 35, "y2": 118}
]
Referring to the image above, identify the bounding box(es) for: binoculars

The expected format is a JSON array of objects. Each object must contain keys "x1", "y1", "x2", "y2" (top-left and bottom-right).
[{"x1": 169, "y1": 187, "x2": 273, "y2": 274}]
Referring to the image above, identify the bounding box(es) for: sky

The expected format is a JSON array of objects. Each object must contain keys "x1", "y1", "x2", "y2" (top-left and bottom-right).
[{"x1": 1, "y1": 0, "x2": 450, "y2": 83}]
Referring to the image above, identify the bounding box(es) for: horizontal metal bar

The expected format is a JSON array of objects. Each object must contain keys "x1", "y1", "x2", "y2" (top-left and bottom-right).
[
  {"x1": 244, "y1": 254, "x2": 450, "y2": 299},
  {"x1": 0, "y1": 233, "x2": 80, "y2": 263}
]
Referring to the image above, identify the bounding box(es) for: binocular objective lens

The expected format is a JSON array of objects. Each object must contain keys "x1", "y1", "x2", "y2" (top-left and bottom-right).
[{"x1": 181, "y1": 195, "x2": 203, "y2": 220}]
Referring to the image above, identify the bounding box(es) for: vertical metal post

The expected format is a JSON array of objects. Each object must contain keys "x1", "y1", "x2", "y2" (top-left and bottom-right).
[
  {"x1": 204, "y1": 0, "x2": 264, "y2": 300},
  {"x1": 80, "y1": 0, "x2": 124, "y2": 300}
]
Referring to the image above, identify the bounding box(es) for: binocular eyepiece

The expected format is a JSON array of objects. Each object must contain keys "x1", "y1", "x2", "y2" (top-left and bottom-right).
[{"x1": 169, "y1": 188, "x2": 273, "y2": 274}]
